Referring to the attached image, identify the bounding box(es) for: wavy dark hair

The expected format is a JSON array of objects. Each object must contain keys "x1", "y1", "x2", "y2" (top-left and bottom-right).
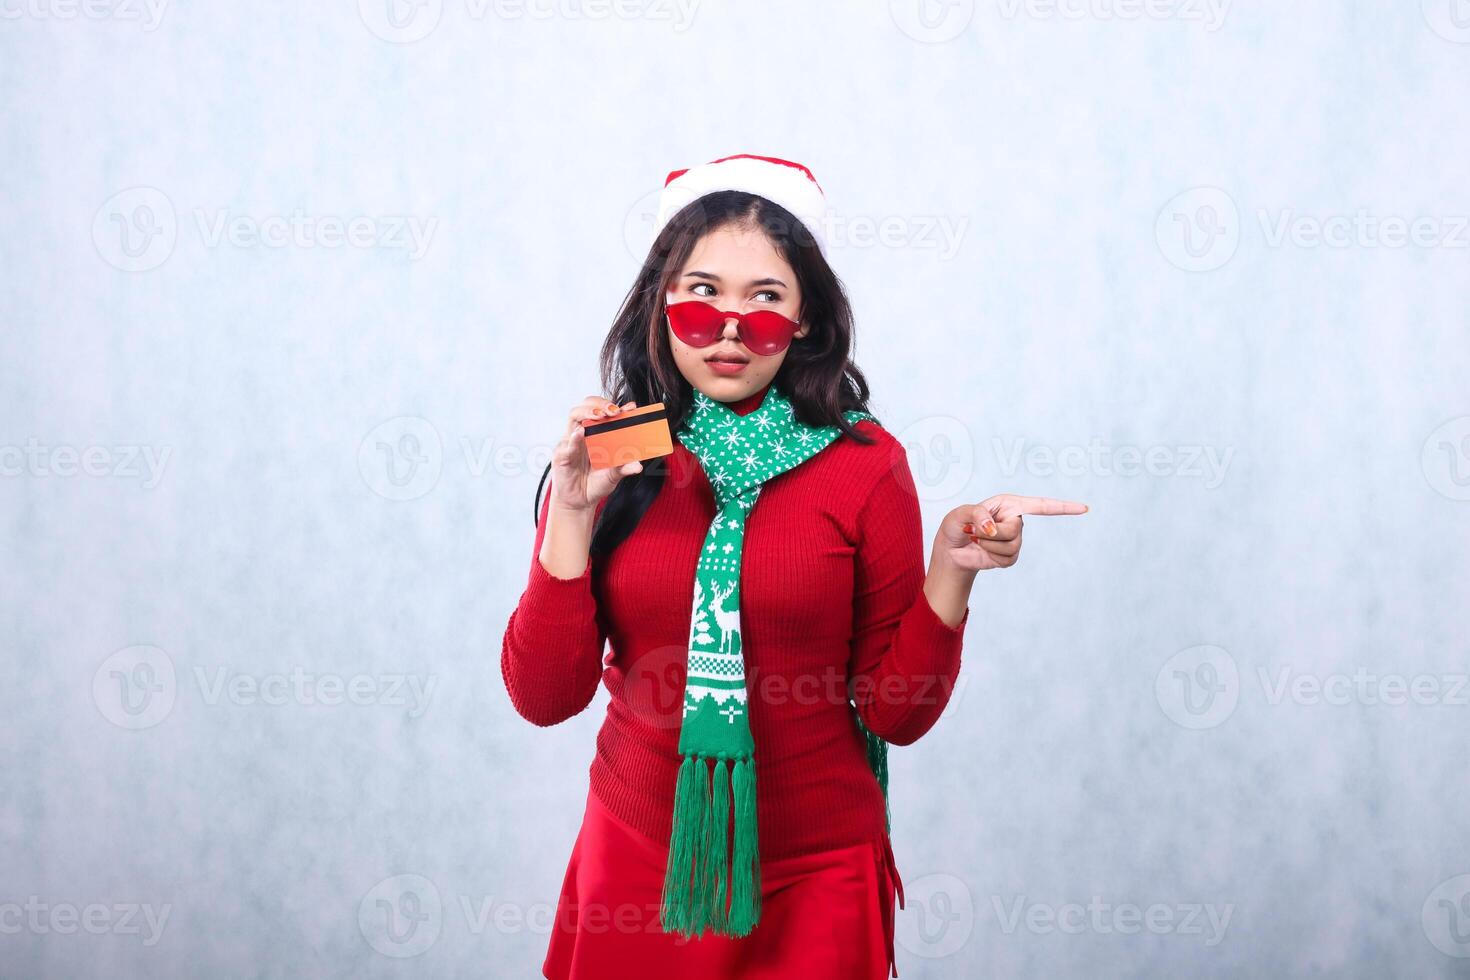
[{"x1": 534, "y1": 190, "x2": 878, "y2": 562}]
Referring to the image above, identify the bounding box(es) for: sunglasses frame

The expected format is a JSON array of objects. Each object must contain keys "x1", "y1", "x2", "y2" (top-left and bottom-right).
[{"x1": 664, "y1": 300, "x2": 802, "y2": 357}]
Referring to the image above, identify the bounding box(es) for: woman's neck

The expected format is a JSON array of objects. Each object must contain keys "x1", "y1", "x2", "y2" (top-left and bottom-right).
[{"x1": 727, "y1": 381, "x2": 773, "y2": 417}]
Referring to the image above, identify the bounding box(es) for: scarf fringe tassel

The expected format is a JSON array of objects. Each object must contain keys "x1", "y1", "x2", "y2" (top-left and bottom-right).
[
  {"x1": 857, "y1": 711, "x2": 891, "y2": 834},
  {"x1": 660, "y1": 754, "x2": 761, "y2": 938}
]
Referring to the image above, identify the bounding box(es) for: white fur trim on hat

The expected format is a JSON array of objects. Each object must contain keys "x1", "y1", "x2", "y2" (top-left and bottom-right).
[{"x1": 652, "y1": 154, "x2": 829, "y2": 255}]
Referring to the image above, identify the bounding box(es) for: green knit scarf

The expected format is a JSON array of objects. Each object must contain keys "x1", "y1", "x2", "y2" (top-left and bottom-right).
[{"x1": 659, "y1": 383, "x2": 891, "y2": 940}]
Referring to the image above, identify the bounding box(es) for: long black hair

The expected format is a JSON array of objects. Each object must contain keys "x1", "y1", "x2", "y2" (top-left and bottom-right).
[{"x1": 534, "y1": 190, "x2": 877, "y2": 563}]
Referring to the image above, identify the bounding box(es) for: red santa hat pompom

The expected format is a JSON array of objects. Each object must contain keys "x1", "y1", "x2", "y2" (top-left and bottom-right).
[{"x1": 652, "y1": 153, "x2": 830, "y2": 258}]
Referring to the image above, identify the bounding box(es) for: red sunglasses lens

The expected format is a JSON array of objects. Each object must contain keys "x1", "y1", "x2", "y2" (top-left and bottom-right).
[
  {"x1": 666, "y1": 302, "x2": 725, "y2": 347},
  {"x1": 737, "y1": 310, "x2": 799, "y2": 356}
]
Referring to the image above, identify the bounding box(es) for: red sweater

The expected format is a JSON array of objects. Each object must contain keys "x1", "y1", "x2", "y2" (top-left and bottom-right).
[{"x1": 501, "y1": 383, "x2": 971, "y2": 860}]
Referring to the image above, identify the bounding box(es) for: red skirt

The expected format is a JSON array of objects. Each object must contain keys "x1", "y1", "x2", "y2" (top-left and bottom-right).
[{"x1": 542, "y1": 788, "x2": 906, "y2": 980}]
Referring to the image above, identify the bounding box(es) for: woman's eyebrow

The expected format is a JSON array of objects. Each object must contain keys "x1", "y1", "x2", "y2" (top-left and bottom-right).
[{"x1": 684, "y1": 271, "x2": 788, "y2": 288}]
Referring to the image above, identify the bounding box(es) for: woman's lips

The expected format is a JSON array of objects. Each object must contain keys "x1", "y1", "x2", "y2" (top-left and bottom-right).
[{"x1": 706, "y1": 352, "x2": 749, "y2": 375}]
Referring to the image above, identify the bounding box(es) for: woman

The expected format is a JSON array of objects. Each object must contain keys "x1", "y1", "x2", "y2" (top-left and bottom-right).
[{"x1": 501, "y1": 154, "x2": 1087, "y2": 979}]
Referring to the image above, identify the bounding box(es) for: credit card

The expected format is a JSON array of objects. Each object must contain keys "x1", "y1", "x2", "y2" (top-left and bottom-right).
[{"x1": 580, "y1": 402, "x2": 673, "y2": 470}]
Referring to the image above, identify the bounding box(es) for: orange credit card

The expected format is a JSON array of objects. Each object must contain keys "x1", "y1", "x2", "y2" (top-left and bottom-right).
[{"x1": 580, "y1": 402, "x2": 674, "y2": 470}]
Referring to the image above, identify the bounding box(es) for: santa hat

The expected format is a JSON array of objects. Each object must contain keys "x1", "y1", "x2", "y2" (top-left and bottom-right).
[{"x1": 652, "y1": 153, "x2": 830, "y2": 257}]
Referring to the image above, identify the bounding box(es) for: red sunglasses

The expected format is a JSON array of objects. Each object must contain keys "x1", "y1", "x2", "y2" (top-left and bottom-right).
[{"x1": 665, "y1": 301, "x2": 801, "y2": 357}]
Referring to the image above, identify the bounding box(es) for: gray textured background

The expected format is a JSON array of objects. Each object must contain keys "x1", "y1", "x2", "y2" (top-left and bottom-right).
[{"x1": 3, "y1": 2, "x2": 1469, "y2": 977}]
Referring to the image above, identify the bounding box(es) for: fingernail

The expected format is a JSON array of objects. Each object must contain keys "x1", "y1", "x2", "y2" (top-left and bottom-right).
[
  {"x1": 982, "y1": 520, "x2": 998, "y2": 537},
  {"x1": 962, "y1": 522, "x2": 975, "y2": 535}
]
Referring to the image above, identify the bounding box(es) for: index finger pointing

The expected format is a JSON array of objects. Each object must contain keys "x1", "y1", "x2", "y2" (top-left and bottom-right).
[{"x1": 1013, "y1": 496, "x2": 1089, "y2": 517}]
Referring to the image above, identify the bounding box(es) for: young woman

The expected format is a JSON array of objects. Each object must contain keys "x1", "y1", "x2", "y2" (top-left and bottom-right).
[{"x1": 501, "y1": 154, "x2": 1087, "y2": 979}]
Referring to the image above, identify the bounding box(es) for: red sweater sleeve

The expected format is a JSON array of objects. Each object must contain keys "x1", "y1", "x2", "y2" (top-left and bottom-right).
[
  {"x1": 499, "y1": 484, "x2": 608, "y2": 727},
  {"x1": 847, "y1": 453, "x2": 970, "y2": 746}
]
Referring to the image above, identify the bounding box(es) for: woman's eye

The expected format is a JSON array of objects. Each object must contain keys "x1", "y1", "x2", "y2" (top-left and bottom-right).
[
  {"x1": 755, "y1": 290, "x2": 780, "y2": 303},
  {"x1": 691, "y1": 283, "x2": 715, "y2": 297}
]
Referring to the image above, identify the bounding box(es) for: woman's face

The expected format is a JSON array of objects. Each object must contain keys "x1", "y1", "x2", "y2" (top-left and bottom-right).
[{"x1": 666, "y1": 222, "x2": 809, "y2": 403}]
